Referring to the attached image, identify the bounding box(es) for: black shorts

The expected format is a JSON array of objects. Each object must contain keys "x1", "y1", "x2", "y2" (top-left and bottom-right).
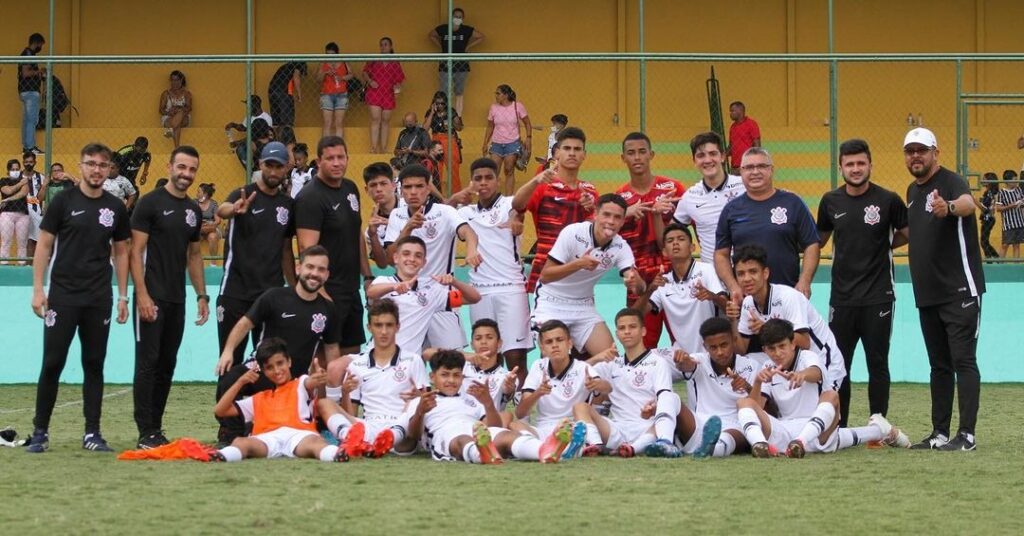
[{"x1": 327, "y1": 287, "x2": 366, "y2": 348}]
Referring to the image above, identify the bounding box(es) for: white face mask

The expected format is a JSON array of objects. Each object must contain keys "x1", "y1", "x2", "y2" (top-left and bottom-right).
[
  {"x1": 453, "y1": 17, "x2": 463, "y2": 26},
  {"x1": 9, "y1": 170, "x2": 20, "y2": 179},
  {"x1": 550, "y1": 126, "x2": 560, "y2": 133}
]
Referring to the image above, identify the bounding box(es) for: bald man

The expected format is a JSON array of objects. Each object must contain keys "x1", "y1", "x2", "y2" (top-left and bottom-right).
[{"x1": 394, "y1": 113, "x2": 432, "y2": 169}]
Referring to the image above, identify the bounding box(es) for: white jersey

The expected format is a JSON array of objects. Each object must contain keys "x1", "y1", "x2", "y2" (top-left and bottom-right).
[
  {"x1": 593, "y1": 350, "x2": 674, "y2": 426},
  {"x1": 290, "y1": 168, "x2": 313, "y2": 198},
  {"x1": 538, "y1": 222, "x2": 635, "y2": 303},
  {"x1": 348, "y1": 348, "x2": 429, "y2": 420},
  {"x1": 461, "y1": 362, "x2": 517, "y2": 411},
  {"x1": 370, "y1": 275, "x2": 453, "y2": 353},
  {"x1": 648, "y1": 260, "x2": 724, "y2": 353},
  {"x1": 405, "y1": 392, "x2": 487, "y2": 453},
  {"x1": 759, "y1": 350, "x2": 825, "y2": 420},
  {"x1": 383, "y1": 200, "x2": 467, "y2": 277},
  {"x1": 522, "y1": 358, "x2": 600, "y2": 426},
  {"x1": 738, "y1": 283, "x2": 846, "y2": 390},
  {"x1": 673, "y1": 174, "x2": 745, "y2": 260},
  {"x1": 236, "y1": 374, "x2": 314, "y2": 424},
  {"x1": 102, "y1": 175, "x2": 137, "y2": 202},
  {"x1": 684, "y1": 352, "x2": 757, "y2": 421},
  {"x1": 457, "y1": 195, "x2": 526, "y2": 294}
]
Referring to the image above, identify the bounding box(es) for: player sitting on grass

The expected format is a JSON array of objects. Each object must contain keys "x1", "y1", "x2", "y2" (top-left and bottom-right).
[
  {"x1": 736, "y1": 319, "x2": 910, "y2": 458},
  {"x1": 461, "y1": 319, "x2": 519, "y2": 415},
  {"x1": 404, "y1": 349, "x2": 572, "y2": 464},
  {"x1": 512, "y1": 320, "x2": 602, "y2": 459},
  {"x1": 321, "y1": 299, "x2": 429, "y2": 459},
  {"x1": 572, "y1": 308, "x2": 684, "y2": 458},
  {"x1": 366, "y1": 235, "x2": 480, "y2": 353},
  {"x1": 669, "y1": 317, "x2": 758, "y2": 457},
  {"x1": 211, "y1": 338, "x2": 345, "y2": 463}
]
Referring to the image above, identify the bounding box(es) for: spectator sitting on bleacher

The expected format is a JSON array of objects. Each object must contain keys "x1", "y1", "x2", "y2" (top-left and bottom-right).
[
  {"x1": 39, "y1": 162, "x2": 77, "y2": 211},
  {"x1": 159, "y1": 70, "x2": 192, "y2": 148},
  {"x1": 226, "y1": 95, "x2": 274, "y2": 134},
  {"x1": 394, "y1": 112, "x2": 431, "y2": 170},
  {"x1": 116, "y1": 136, "x2": 152, "y2": 186},
  {"x1": 102, "y1": 158, "x2": 138, "y2": 211},
  {"x1": 290, "y1": 143, "x2": 314, "y2": 198},
  {"x1": 232, "y1": 118, "x2": 274, "y2": 172},
  {"x1": 197, "y1": 183, "x2": 222, "y2": 267}
]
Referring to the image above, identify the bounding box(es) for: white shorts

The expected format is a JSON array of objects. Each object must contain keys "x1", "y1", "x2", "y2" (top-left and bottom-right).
[
  {"x1": 765, "y1": 416, "x2": 839, "y2": 453},
  {"x1": 531, "y1": 296, "x2": 607, "y2": 352},
  {"x1": 427, "y1": 423, "x2": 506, "y2": 461},
  {"x1": 27, "y1": 208, "x2": 42, "y2": 241},
  {"x1": 532, "y1": 419, "x2": 563, "y2": 440},
  {"x1": 251, "y1": 426, "x2": 318, "y2": 459},
  {"x1": 470, "y1": 290, "x2": 533, "y2": 352},
  {"x1": 605, "y1": 418, "x2": 655, "y2": 451},
  {"x1": 425, "y1": 310, "x2": 467, "y2": 350}
]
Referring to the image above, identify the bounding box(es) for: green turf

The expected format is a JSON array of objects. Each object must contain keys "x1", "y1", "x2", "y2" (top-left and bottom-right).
[{"x1": 1, "y1": 383, "x2": 1020, "y2": 534}]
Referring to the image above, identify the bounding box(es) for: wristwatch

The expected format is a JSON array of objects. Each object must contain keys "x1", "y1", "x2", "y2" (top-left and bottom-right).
[
  {"x1": 947, "y1": 201, "x2": 955, "y2": 216},
  {"x1": 197, "y1": 294, "x2": 210, "y2": 302}
]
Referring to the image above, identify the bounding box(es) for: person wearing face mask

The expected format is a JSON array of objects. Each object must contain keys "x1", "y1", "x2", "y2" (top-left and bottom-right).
[
  {"x1": 0, "y1": 159, "x2": 30, "y2": 265},
  {"x1": 22, "y1": 151, "x2": 46, "y2": 261},
  {"x1": 393, "y1": 112, "x2": 431, "y2": 170},
  {"x1": 423, "y1": 91, "x2": 464, "y2": 192},
  {"x1": 422, "y1": 140, "x2": 448, "y2": 201},
  {"x1": 429, "y1": 8, "x2": 485, "y2": 117},
  {"x1": 18, "y1": 33, "x2": 47, "y2": 155}
]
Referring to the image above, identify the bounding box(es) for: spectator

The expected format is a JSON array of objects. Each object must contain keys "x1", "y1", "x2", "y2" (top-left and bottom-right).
[
  {"x1": 289, "y1": 143, "x2": 313, "y2": 198},
  {"x1": 226, "y1": 95, "x2": 273, "y2": 136},
  {"x1": 102, "y1": 158, "x2": 138, "y2": 210},
  {"x1": 39, "y1": 162, "x2": 77, "y2": 210},
  {"x1": 362, "y1": 37, "x2": 406, "y2": 154},
  {"x1": 197, "y1": 183, "x2": 222, "y2": 267},
  {"x1": 545, "y1": 114, "x2": 568, "y2": 160},
  {"x1": 18, "y1": 33, "x2": 46, "y2": 155},
  {"x1": 267, "y1": 61, "x2": 307, "y2": 128},
  {"x1": 423, "y1": 91, "x2": 464, "y2": 192},
  {"x1": 116, "y1": 136, "x2": 152, "y2": 187},
  {"x1": 393, "y1": 112, "x2": 431, "y2": 169},
  {"x1": 158, "y1": 70, "x2": 192, "y2": 148},
  {"x1": 22, "y1": 151, "x2": 45, "y2": 261},
  {"x1": 233, "y1": 118, "x2": 274, "y2": 173},
  {"x1": 316, "y1": 42, "x2": 353, "y2": 139},
  {"x1": 483, "y1": 84, "x2": 532, "y2": 194},
  {"x1": 421, "y1": 140, "x2": 447, "y2": 200},
  {"x1": 728, "y1": 101, "x2": 761, "y2": 170},
  {"x1": 975, "y1": 172, "x2": 1000, "y2": 260},
  {"x1": 429, "y1": 7, "x2": 484, "y2": 117},
  {"x1": 0, "y1": 159, "x2": 29, "y2": 264},
  {"x1": 995, "y1": 169, "x2": 1024, "y2": 259},
  {"x1": 714, "y1": 147, "x2": 819, "y2": 299}
]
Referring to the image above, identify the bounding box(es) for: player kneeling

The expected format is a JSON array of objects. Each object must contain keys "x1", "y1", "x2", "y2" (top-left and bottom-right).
[
  {"x1": 405, "y1": 350, "x2": 572, "y2": 464},
  {"x1": 572, "y1": 309, "x2": 683, "y2": 458},
  {"x1": 211, "y1": 338, "x2": 345, "y2": 463},
  {"x1": 737, "y1": 319, "x2": 910, "y2": 458}
]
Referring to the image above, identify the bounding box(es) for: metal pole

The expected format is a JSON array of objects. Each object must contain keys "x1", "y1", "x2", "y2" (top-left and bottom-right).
[
  {"x1": 244, "y1": 0, "x2": 253, "y2": 184},
  {"x1": 44, "y1": 0, "x2": 54, "y2": 169},
  {"x1": 956, "y1": 60, "x2": 963, "y2": 177},
  {"x1": 445, "y1": 0, "x2": 454, "y2": 197},
  {"x1": 827, "y1": 0, "x2": 838, "y2": 189},
  {"x1": 639, "y1": 0, "x2": 646, "y2": 132}
]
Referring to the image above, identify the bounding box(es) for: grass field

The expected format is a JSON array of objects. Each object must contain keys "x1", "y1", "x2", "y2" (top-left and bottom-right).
[{"x1": 1, "y1": 382, "x2": 1021, "y2": 534}]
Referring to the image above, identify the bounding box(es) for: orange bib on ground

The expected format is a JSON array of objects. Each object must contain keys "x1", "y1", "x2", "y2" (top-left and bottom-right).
[{"x1": 252, "y1": 378, "x2": 317, "y2": 435}]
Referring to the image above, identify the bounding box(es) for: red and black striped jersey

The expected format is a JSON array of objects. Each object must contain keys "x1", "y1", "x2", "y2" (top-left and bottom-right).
[
  {"x1": 616, "y1": 176, "x2": 685, "y2": 298},
  {"x1": 523, "y1": 179, "x2": 598, "y2": 292}
]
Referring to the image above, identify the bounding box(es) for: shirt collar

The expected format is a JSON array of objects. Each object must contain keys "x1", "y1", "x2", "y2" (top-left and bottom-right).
[
  {"x1": 368, "y1": 347, "x2": 401, "y2": 369},
  {"x1": 589, "y1": 223, "x2": 614, "y2": 251},
  {"x1": 546, "y1": 358, "x2": 573, "y2": 381}
]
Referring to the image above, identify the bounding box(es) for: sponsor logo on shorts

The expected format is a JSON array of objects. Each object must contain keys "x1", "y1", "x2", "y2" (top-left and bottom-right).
[
  {"x1": 216, "y1": 305, "x2": 225, "y2": 323},
  {"x1": 44, "y1": 309, "x2": 57, "y2": 327}
]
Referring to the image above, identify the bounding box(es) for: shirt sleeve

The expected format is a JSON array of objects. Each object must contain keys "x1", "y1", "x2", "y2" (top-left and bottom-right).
[
  {"x1": 521, "y1": 360, "x2": 544, "y2": 392},
  {"x1": 322, "y1": 307, "x2": 340, "y2": 345},
  {"x1": 714, "y1": 203, "x2": 734, "y2": 250},
  {"x1": 615, "y1": 242, "x2": 636, "y2": 272},
  {"x1": 244, "y1": 292, "x2": 269, "y2": 323},
  {"x1": 189, "y1": 206, "x2": 201, "y2": 242},
  {"x1": 410, "y1": 355, "x2": 430, "y2": 390},
  {"x1": 758, "y1": 362, "x2": 773, "y2": 396},
  {"x1": 792, "y1": 198, "x2": 820, "y2": 249},
  {"x1": 737, "y1": 298, "x2": 754, "y2": 336},
  {"x1": 781, "y1": 291, "x2": 811, "y2": 332},
  {"x1": 517, "y1": 102, "x2": 529, "y2": 119},
  {"x1": 648, "y1": 287, "x2": 665, "y2": 313},
  {"x1": 124, "y1": 179, "x2": 137, "y2": 197},
  {"x1": 38, "y1": 191, "x2": 64, "y2": 234},
  {"x1": 652, "y1": 359, "x2": 674, "y2": 395},
  {"x1": 487, "y1": 104, "x2": 496, "y2": 122},
  {"x1": 947, "y1": 172, "x2": 971, "y2": 198},
  {"x1": 382, "y1": 209, "x2": 402, "y2": 246},
  {"x1": 583, "y1": 361, "x2": 601, "y2": 379},
  {"x1": 235, "y1": 397, "x2": 255, "y2": 423},
  {"x1": 224, "y1": 187, "x2": 241, "y2": 204},
  {"x1": 890, "y1": 192, "x2": 908, "y2": 230},
  {"x1": 673, "y1": 193, "x2": 692, "y2": 225},
  {"x1": 293, "y1": 190, "x2": 324, "y2": 231},
  {"x1": 702, "y1": 266, "x2": 725, "y2": 294},
  {"x1": 546, "y1": 226, "x2": 574, "y2": 265},
  {"x1": 130, "y1": 195, "x2": 153, "y2": 233},
  {"x1": 816, "y1": 196, "x2": 833, "y2": 233},
  {"x1": 524, "y1": 183, "x2": 547, "y2": 215},
  {"x1": 112, "y1": 202, "x2": 131, "y2": 242}
]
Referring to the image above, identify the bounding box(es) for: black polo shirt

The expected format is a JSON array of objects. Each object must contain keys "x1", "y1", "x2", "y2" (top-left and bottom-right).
[
  {"x1": 220, "y1": 183, "x2": 295, "y2": 302},
  {"x1": 294, "y1": 175, "x2": 363, "y2": 294},
  {"x1": 131, "y1": 187, "x2": 201, "y2": 304}
]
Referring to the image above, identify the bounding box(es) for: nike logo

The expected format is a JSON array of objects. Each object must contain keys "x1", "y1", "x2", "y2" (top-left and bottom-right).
[
  {"x1": 879, "y1": 310, "x2": 891, "y2": 318},
  {"x1": 834, "y1": 212, "x2": 847, "y2": 219},
  {"x1": 553, "y1": 197, "x2": 567, "y2": 202},
  {"x1": 252, "y1": 208, "x2": 265, "y2": 214},
  {"x1": 332, "y1": 203, "x2": 341, "y2": 210},
  {"x1": 163, "y1": 210, "x2": 175, "y2": 216},
  {"x1": 908, "y1": 201, "x2": 915, "y2": 207},
  {"x1": 103, "y1": 318, "x2": 111, "y2": 325},
  {"x1": 71, "y1": 210, "x2": 85, "y2": 216},
  {"x1": 281, "y1": 312, "x2": 296, "y2": 318},
  {"x1": 695, "y1": 203, "x2": 708, "y2": 208},
  {"x1": 663, "y1": 293, "x2": 675, "y2": 297},
  {"x1": 961, "y1": 300, "x2": 974, "y2": 309},
  {"x1": 516, "y1": 336, "x2": 527, "y2": 342}
]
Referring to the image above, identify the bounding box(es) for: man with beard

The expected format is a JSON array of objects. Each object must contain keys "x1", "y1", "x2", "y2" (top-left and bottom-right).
[
  {"x1": 901, "y1": 128, "x2": 985, "y2": 452},
  {"x1": 295, "y1": 136, "x2": 372, "y2": 356},
  {"x1": 215, "y1": 142, "x2": 298, "y2": 367},
  {"x1": 25, "y1": 143, "x2": 131, "y2": 453},
  {"x1": 130, "y1": 145, "x2": 209, "y2": 449},
  {"x1": 817, "y1": 139, "x2": 908, "y2": 427},
  {"x1": 393, "y1": 112, "x2": 431, "y2": 170},
  {"x1": 214, "y1": 245, "x2": 341, "y2": 445}
]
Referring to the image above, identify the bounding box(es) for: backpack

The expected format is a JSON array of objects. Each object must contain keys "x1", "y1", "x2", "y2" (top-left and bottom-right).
[{"x1": 36, "y1": 75, "x2": 75, "y2": 129}]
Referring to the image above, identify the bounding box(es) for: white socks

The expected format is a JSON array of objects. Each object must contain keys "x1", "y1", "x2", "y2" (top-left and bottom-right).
[
  {"x1": 713, "y1": 432, "x2": 737, "y2": 457},
  {"x1": 837, "y1": 425, "x2": 884, "y2": 450},
  {"x1": 738, "y1": 407, "x2": 767, "y2": 445},
  {"x1": 584, "y1": 423, "x2": 602, "y2": 446},
  {"x1": 326, "y1": 414, "x2": 352, "y2": 440},
  {"x1": 654, "y1": 392, "x2": 681, "y2": 442},
  {"x1": 511, "y1": 435, "x2": 542, "y2": 460},
  {"x1": 220, "y1": 445, "x2": 243, "y2": 462},
  {"x1": 462, "y1": 442, "x2": 482, "y2": 463},
  {"x1": 796, "y1": 403, "x2": 836, "y2": 446},
  {"x1": 318, "y1": 445, "x2": 339, "y2": 462}
]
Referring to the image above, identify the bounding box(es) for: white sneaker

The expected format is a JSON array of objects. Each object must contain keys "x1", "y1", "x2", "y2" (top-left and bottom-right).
[{"x1": 869, "y1": 413, "x2": 911, "y2": 448}]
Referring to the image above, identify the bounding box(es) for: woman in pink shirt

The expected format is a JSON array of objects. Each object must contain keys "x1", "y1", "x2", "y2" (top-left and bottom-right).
[
  {"x1": 362, "y1": 36, "x2": 405, "y2": 154},
  {"x1": 482, "y1": 84, "x2": 532, "y2": 194}
]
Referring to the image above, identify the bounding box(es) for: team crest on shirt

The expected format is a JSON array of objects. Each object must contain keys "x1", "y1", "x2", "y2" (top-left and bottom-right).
[
  {"x1": 632, "y1": 370, "x2": 647, "y2": 387},
  {"x1": 393, "y1": 365, "x2": 407, "y2": 382},
  {"x1": 276, "y1": 206, "x2": 290, "y2": 226},
  {"x1": 561, "y1": 380, "x2": 575, "y2": 397},
  {"x1": 770, "y1": 207, "x2": 788, "y2": 225},
  {"x1": 185, "y1": 209, "x2": 197, "y2": 227},
  {"x1": 424, "y1": 221, "x2": 438, "y2": 239},
  {"x1": 600, "y1": 254, "x2": 613, "y2": 269},
  {"x1": 488, "y1": 209, "x2": 500, "y2": 225},
  {"x1": 415, "y1": 292, "x2": 428, "y2": 306},
  {"x1": 98, "y1": 208, "x2": 114, "y2": 228},
  {"x1": 620, "y1": 191, "x2": 634, "y2": 201},
  {"x1": 310, "y1": 313, "x2": 327, "y2": 334},
  {"x1": 44, "y1": 309, "x2": 57, "y2": 328},
  {"x1": 347, "y1": 193, "x2": 359, "y2": 212},
  {"x1": 864, "y1": 205, "x2": 881, "y2": 225}
]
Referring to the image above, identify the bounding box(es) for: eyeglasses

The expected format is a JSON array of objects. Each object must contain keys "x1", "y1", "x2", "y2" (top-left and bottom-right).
[
  {"x1": 740, "y1": 163, "x2": 772, "y2": 172},
  {"x1": 81, "y1": 161, "x2": 112, "y2": 170},
  {"x1": 903, "y1": 147, "x2": 933, "y2": 157}
]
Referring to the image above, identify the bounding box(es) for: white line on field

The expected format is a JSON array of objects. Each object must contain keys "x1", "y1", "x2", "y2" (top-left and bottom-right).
[{"x1": 0, "y1": 388, "x2": 132, "y2": 414}]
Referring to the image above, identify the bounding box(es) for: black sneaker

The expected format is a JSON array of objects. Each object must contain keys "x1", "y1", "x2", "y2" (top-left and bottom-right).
[
  {"x1": 83, "y1": 432, "x2": 114, "y2": 452},
  {"x1": 25, "y1": 429, "x2": 49, "y2": 454},
  {"x1": 909, "y1": 431, "x2": 949, "y2": 450},
  {"x1": 28, "y1": 146, "x2": 45, "y2": 155},
  {"x1": 937, "y1": 432, "x2": 976, "y2": 451},
  {"x1": 137, "y1": 431, "x2": 170, "y2": 450}
]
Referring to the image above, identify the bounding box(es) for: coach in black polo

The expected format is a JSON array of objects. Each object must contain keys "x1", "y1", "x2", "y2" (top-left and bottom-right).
[
  {"x1": 215, "y1": 141, "x2": 296, "y2": 367},
  {"x1": 26, "y1": 143, "x2": 131, "y2": 453},
  {"x1": 818, "y1": 139, "x2": 908, "y2": 427},
  {"x1": 294, "y1": 136, "x2": 372, "y2": 355},
  {"x1": 902, "y1": 128, "x2": 984, "y2": 452},
  {"x1": 130, "y1": 145, "x2": 209, "y2": 450}
]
